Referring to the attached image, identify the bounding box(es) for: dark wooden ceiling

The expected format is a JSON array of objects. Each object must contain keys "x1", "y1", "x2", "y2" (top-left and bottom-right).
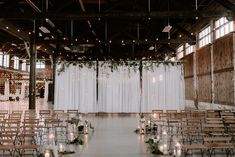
[{"x1": 0, "y1": 0, "x2": 233, "y2": 61}]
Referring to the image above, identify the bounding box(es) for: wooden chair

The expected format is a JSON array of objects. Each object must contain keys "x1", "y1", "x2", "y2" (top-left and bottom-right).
[{"x1": 203, "y1": 136, "x2": 234, "y2": 157}]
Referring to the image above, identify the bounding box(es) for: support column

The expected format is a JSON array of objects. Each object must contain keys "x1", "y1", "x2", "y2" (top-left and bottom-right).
[
  {"x1": 194, "y1": 33, "x2": 198, "y2": 109},
  {"x1": 52, "y1": 54, "x2": 56, "y2": 104},
  {"x1": 20, "y1": 80, "x2": 26, "y2": 99},
  {"x1": 139, "y1": 61, "x2": 143, "y2": 114},
  {"x1": 29, "y1": 20, "x2": 38, "y2": 109},
  {"x1": 233, "y1": 32, "x2": 235, "y2": 110},
  {"x1": 4, "y1": 80, "x2": 9, "y2": 99},
  {"x1": 210, "y1": 20, "x2": 215, "y2": 108},
  {"x1": 44, "y1": 81, "x2": 49, "y2": 102},
  {"x1": 52, "y1": 37, "x2": 59, "y2": 104}
]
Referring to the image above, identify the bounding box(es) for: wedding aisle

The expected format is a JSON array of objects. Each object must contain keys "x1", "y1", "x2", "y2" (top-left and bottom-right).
[{"x1": 79, "y1": 116, "x2": 155, "y2": 157}]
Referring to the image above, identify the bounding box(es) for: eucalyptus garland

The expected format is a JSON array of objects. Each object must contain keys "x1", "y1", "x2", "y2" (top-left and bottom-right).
[{"x1": 56, "y1": 60, "x2": 182, "y2": 75}]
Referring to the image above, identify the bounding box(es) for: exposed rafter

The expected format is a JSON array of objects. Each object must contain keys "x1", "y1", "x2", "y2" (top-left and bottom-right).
[
  {"x1": 172, "y1": 23, "x2": 196, "y2": 42},
  {"x1": 39, "y1": 38, "x2": 195, "y2": 45},
  {"x1": 215, "y1": 0, "x2": 235, "y2": 12},
  {"x1": 0, "y1": 11, "x2": 233, "y2": 20}
]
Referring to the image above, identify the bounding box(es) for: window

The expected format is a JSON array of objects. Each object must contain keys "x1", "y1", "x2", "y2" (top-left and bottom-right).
[
  {"x1": 21, "y1": 60, "x2": 27, "y2": 71},
  {"x1": 185, "y1": 43, "x2": 195, "y2": 55},
  {"x1": 36, "y1": 61, "x2": 45, "y2": 69},
  {"x1": 13, "y1": 56, "x2": 19, "y2": 69},
  {"x1": 198, "y1": 26, "x2": 211, "y2": 48},
  {"x1": 27, "y1": 65, "x2": 30, "y2": 72},
  {"x1": 169, "y1": 57, "x2": 176, "y2": 61},
  {"x1": 215, "y1": 17, "x2": 233, "y2": 39},
  {"x1": 0, "y1": 52, "x2": 3, "y2": 66},
  {"x1": 176, "y1": 45, "x2": 184, "y2": 60},
  {"x1": 3, "y1": 54, "x2": 10, "y2": 67}
]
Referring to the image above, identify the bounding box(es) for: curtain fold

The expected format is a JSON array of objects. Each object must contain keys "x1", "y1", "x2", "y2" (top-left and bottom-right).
[
  {"x1": 55, "y1": 64, "x2": 97, "y2": 113},
  {"x1": 141, "y1": 63, "x2": 184, "y2": 112},
  {"x1": 98, "y1": 62, "x2": 140, "y2": 112}
]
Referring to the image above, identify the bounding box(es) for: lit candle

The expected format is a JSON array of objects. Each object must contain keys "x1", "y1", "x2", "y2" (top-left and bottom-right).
[
  {"x1": 159, "y1": 145, "x2": 164, "y2": 152},
  {"x1": 44, "y1": 151, "x2": 50, "y2": 157},
  {"x1": 59, "y1": 143, "x2": 65, "y2": 152},
  {"x1": 177, "y1": 149, "x2": 182, "y2": 156},
  {"x1": 70, "y1": 132, "x2": 74, "y2": 142},
  {"x1": 84, "y1": 128, "x2": 88, "y2": 134},
  {"x1": 147, "y1": 120, "x2": 150, "y2": 125},
  {"x1": 153, "y1": 113, "x2": 157, "y2": 119}
]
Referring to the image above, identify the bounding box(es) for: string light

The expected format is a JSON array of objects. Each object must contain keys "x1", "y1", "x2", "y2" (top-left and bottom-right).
[
  {"x1": 17, "y1": 29, "x2": 20, "y2": 32},
  {"x1": 6, "y1": 26, "x2": 9, "y2": 29}
]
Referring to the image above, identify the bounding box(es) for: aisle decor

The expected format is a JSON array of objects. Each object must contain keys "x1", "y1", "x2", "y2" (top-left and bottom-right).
[
  {"x1": 145, "y1": 137, "x2": 163, "y2": 155},
  {"x1": 134, "y1": 116, "x2": 157, "y2": 135},
  {"x1": 57, "y1": 60, "x2": 182, "y2": 75},
  {"x1": 68, "y1": 137, "x2": 84, "y2": 145}
]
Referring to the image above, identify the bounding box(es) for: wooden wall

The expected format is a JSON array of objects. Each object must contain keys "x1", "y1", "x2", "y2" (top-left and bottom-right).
[
  {"x1": 197, "y1": 46, "x2": 212, "y2": 103},
  {"x1": 184, "y1": 53, "x2": 194, "y2": 100},
  {"x1": 213, "y1": 34, "x2": 234, "y2": 106},
  {"x1": 184, "y1": 33, "x2": 235, "y2": 107}
]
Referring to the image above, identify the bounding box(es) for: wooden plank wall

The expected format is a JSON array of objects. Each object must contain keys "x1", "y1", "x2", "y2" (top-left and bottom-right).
[
  {"x1": 197, "y1": 46, "x2": 212, "y2": 103},
  {"x1": 184, "y1": 33, "x2": 235, "y2": 107},
  {"x1": 213, "y1": 34, "x2": 234, "y2": 106},
  {"x1": 184, "y1": 53, "x2": 194, "y2": 100}
]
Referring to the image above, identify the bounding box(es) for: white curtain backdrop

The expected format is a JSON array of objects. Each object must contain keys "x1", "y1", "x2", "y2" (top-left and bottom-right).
[
  {"x1": 98, "y1": 63, "x2": 140, "y2": 112},
  {"x1": 55, "y1": 61, "x2": 184, "y2": 113},
  {"x1": 141, "y1": 63, "x2": 185, "y2": 112},
  {"x1": 55, "y1": 64, "x2": 97, "y2": 113}
]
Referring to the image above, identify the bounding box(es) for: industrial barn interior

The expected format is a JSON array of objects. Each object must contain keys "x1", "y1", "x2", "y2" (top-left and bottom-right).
[{"x1": 0, "y1": 0, "x2": 235, "y2": 156}]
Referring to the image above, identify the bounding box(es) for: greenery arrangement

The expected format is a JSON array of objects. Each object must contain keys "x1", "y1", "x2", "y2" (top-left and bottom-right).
[
  {"x1": 134, "y1": 128, "x2": 140, "y2": 134},
  {"x1": 56, "y1": 60, "x2": 182, "y2": 75},
  {"x1": 68, "y1": 137, "x2": 84, "y2": 145},
  {"x1": 145, "y1": 138, "x2": 163, "y2": 155},
  {"x1": 59, "y1": 151, "x2": 75, "y2": 154}
]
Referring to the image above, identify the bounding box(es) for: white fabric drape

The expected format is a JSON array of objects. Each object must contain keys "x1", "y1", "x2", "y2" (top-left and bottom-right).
[
  {"x1": 141, "y1": 63, "x2": 184, "y2": 112},
  {"x1": 98, "y1": 63, "x2": 140, "y2": 112},
  {"x1": 55, "y1": 61, "x2": 184, "y2": 113},
  {"x1": 55, "y1": 64, "x2": 97, "y2": 113}
]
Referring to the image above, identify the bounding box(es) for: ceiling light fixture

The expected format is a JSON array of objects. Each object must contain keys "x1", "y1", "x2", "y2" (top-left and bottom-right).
[
  {"x1": 64, "y1": 46, "x2": 71, "y2": 51},
  {"x1": 162, "y1": 25, "x2": 172, "y2": 33},
  {"x1": 148, "y1": 46, "x2": 155, "y2": 51},
  {"x1": 39, "y1": 26, "x2": 50, "y2": 33}
]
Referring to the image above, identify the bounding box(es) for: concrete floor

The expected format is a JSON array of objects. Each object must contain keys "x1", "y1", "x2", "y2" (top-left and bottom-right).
[{"x1": 78, "y1": 116, "x2": 155, "y2": 157}]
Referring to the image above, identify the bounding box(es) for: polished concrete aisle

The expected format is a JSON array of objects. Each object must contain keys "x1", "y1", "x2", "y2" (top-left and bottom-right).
[{"x1": 80, "y1": 116, "x2": 155, "y2": 157}]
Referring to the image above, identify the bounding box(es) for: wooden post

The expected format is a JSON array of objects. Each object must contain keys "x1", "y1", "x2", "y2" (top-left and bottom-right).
[{"x1": 29, "y1": 20, "x2": 37, "y2": 109}]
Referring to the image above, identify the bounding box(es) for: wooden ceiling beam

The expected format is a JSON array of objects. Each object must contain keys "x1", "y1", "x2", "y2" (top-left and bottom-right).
[
  {"x1": 0, "y1": 11, "x2": 233, "y2": 20},
  {"x1": 39, "y1": 38, "x2": 195, "y2": 45},
  {"x1": 215, "y1": 0, "x2": 235, "y2": 12}
]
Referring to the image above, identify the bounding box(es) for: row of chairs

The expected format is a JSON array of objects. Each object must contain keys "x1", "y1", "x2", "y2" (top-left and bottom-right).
[
  {"x1": 150, "y1": 109, "x2": 235, "y2": 156},
  {"x1": 0, "y1": 109, "x2": 81, "y2": 156}
]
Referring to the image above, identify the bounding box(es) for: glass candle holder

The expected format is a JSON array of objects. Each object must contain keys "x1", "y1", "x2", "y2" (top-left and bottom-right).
[{"x1": 58, "y1": 143, "x2": 65, "y2": 153}]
